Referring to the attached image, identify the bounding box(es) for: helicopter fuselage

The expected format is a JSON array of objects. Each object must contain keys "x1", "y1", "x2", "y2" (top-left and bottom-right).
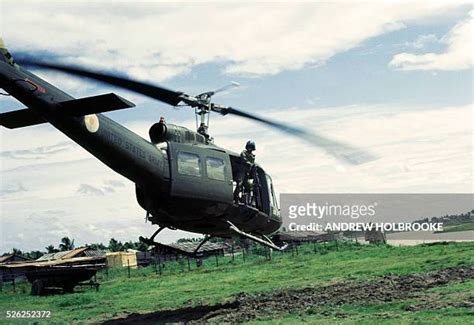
[{"x1": 0, "y1": 57, "x2": 281, "y2": 238}]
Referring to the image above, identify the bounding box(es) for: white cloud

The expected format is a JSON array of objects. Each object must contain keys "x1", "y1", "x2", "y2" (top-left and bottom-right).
[
  {"x1": 0, "y1": 103, "x2": 472, "y2": 251},
  {"x1": 390, "y1": 10, "x2": 473, "y2": 71},
  {"x1": 404, "y1": 34, "x2": 438, "y2": 49},
  {"x1": 0, "y1": 2, "x2": 466, "y2": 80}
]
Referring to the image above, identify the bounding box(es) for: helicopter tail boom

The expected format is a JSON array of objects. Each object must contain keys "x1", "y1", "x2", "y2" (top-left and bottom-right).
[{"x1": 0, "y1": 40, "x2": 169, "y2": 188}]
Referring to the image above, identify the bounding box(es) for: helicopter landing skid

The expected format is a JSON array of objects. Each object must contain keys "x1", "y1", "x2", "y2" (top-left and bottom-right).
[
  {"x1": 139, "y1": 226, "x2": 166, "y2": 246},
  {"x1": 139, "y1": 227, "x2": 217, "y2": 257},
  {"x1": 226, "y1": 221, "x2": 288, "y2": 251}
]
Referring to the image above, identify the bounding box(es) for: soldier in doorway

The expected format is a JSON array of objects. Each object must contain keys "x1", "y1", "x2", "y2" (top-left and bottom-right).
[{"x1": 234, "y1": 140, "x2": 256, "y2": 203}]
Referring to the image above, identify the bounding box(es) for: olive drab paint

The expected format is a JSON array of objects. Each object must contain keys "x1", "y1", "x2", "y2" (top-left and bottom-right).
[{"x1": 0, "y1": 42, "x2": 283, "y2": 251}]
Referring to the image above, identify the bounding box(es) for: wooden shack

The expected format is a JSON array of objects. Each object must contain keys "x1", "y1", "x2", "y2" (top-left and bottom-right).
[
  {"x1": 106, "y1": 251, "x2": 138, "y2": 268},
  {"x1": 152, "y1": 242, "x2": 226, "y2": 261},
  {"x1": 0, "y1": 254, "x2": 30, "y2": 264},
  {"x1": 36, "y1": 247, "x2": 105, "y2": 261}
]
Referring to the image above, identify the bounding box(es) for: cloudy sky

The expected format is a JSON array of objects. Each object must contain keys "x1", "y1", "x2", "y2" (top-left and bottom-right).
[{"x1": 0, "y1": 1, "x2": 472, "y2": 252}]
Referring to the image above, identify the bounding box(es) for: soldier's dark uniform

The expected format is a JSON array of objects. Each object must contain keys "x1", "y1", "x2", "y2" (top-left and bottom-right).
[{"x1": 234, "y1": 141, "x2": 256, "y2": 203}]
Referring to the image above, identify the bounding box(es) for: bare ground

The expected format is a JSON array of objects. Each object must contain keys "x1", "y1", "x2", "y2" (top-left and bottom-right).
[{"x1": 103, "y1": 265, "x2": 474, "y2": 324}]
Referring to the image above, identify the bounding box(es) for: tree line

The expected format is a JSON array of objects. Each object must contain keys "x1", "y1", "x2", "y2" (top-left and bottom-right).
[
  {"x1": 2, "y1": 236, "x2": 150, "y2": 260},
  {"x1": 412, "y1": 210, "x2": 474, "y2": 226}
]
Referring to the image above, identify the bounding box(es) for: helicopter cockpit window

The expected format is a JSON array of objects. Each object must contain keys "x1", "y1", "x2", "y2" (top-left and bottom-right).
[
  {"x1": 206, "y1": 157, "x2": 225, "y2": 181},
  {"x1": 177, "y1": 152, "x2": 201, "y2": 177}
]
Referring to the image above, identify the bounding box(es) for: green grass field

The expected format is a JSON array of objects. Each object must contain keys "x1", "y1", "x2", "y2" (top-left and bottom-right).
[{"x1": 0, "y1": 241, "x2": 472, "y2": 323}]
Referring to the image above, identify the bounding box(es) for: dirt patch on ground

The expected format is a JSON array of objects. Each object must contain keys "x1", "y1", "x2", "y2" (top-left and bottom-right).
[
  {"x1": 102, "y1": 302, "x2": 239, "y2": 324},
  {"x1": 103, "y1": 265, "x2": 474, "y2": 324}
]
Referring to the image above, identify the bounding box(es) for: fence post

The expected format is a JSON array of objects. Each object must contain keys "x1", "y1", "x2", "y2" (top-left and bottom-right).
[
  {"x1": 196, "y1": 256, "x2": 203, "y2": 268},
  {"x1": 231, "y1": 244, "x2": 235, "y2": 263},
  {"x1": 12, "y1": 271, "x2": 15, "y2": 293},
  {"x1": 127, "y1": 259, "x2": 131, "y2": 278},
  {"x1": 187, "y1": 257, "x2": 191, "y2": 271},
  {"x1": 242, "y1": 249, "x2": 246, "y2": 262},
  {"x1": 215, "y1": 253, "x2": 218, "y2": 267}
]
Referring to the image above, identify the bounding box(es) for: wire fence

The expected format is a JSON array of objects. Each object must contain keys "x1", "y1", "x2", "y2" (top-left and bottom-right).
[
  {"x1": 96, "y1": 240, "x2": 363, "y2": 281},
  {"x1": 0, "y1": 240, "x2": 367, "y2": 294}
]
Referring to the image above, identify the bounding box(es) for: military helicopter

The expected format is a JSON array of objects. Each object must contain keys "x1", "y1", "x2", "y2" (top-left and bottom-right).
[{"x1": 0, "y1": 39, "x2": 374, "y2": 253}]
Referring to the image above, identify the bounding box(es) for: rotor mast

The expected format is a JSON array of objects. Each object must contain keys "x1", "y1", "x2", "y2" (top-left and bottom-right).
[
  {"x1": 179, "y1": 82, "x2": 240, "y2": 142},
  {"x1": 195, "y1": 92, "x2": 212, "y2": 141}
]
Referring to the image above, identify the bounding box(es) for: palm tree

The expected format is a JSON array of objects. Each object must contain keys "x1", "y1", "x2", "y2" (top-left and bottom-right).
[
  {"x1": 12, "y1": 248, "x2": 23, "y2": 256},
  {"x1": 108, "y1": 238, "x2": 123, "y2": 252},
  {"x1": 27, "y1": 251, "x2": 44, "y2": 260},
  {"x1": 59, "y1": 237, "x2": 75, "y2": 251},
  {"x1": 45, "y1": 245, "x2": 58, "y2": 253},
  {"x1": 86, "y1": 243, "x2": 107, "y2": 250}
]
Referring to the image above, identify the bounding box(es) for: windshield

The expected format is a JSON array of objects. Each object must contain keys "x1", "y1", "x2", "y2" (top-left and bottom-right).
[{"x1": 266, "y1": 174, "x2": 279, "y2": 209}]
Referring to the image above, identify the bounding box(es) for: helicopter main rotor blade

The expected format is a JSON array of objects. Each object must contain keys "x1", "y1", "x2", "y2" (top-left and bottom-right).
[
  {"x1": 20, "y1": 61, "x2": 184, "y2": 106},
  {"x1": 207, "y1": 81, "x2": 240, "y2": 96},
  {"x1": 21, "y1": 61, "x2": 375, "y2": 164},
  {"x1": 217, "y1": 106, "x2": 376, "y2": 165}
]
